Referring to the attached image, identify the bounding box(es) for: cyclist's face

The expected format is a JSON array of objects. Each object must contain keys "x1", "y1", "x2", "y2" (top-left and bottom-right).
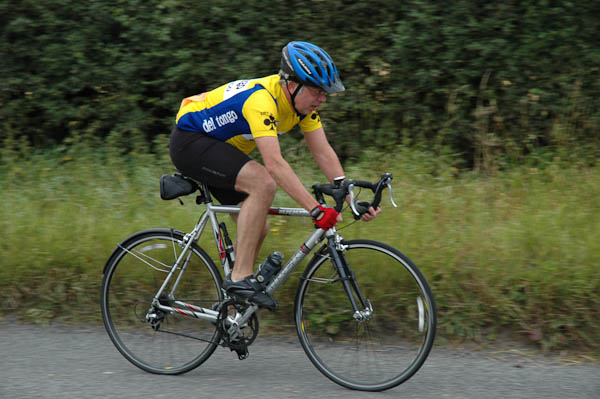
[{"x1": 296, "y1": 85, "x2": 327, "y2": 114}]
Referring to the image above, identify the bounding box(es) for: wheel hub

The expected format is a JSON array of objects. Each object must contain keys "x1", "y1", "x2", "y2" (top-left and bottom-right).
[{"x1": 352, "y1": 299, "x2": 374, "y2": 322}]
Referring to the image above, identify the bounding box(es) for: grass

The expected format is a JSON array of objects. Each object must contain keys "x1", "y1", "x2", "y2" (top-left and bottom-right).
[{"x1": 0, "y1": 133, "x2": 598, "y2": 353}]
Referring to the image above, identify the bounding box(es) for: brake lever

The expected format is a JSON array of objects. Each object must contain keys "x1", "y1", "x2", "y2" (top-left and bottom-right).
[
  {"x1": 387, "y1": 182, "x2": 398, "y2": 208},
  {"x1": 347, "y1": 183, "x2": 360, "y2": 216}
]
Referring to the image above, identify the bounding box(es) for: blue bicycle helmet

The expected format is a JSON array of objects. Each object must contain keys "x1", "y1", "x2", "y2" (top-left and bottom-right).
[{"x1": 280, "y1": 41, "x2": 345, "y2": 94}]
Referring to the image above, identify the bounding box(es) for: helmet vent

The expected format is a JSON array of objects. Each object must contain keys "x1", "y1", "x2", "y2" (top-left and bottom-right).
[{"x1": 297, "y1": 58, "x2": 312, "y2": 75}]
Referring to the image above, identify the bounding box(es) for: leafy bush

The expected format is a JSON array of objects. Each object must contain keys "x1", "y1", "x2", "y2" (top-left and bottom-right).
[{"x1": 2, "y1": 0, "x2": 599, "y2": 167}]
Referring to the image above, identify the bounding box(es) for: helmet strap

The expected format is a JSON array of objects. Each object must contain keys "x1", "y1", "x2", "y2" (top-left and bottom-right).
[{"x1": 286, "y1": 80, "x2": 304, "y2": 116}]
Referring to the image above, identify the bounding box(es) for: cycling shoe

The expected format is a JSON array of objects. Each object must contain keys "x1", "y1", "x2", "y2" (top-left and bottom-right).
[{"x1": 223, "y1": 276, "x2": 277, "y2": 311}]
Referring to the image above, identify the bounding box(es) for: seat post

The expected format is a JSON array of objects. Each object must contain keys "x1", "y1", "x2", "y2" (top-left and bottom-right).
[{"x1": 196, "y1": 183, "x2": 213, "y2": 205}]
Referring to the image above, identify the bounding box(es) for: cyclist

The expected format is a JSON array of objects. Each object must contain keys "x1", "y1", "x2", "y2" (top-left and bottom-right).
[{"x1": 169, "y1": 41, "x2": 380, "y2": 311}]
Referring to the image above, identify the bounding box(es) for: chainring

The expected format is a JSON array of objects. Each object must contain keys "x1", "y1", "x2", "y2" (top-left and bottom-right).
[{"x1": 216, "y1": 299, "x2": 259, "y2": 360}]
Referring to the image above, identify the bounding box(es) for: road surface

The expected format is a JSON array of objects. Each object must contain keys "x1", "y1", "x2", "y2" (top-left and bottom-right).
[{"x1": 1, "y1": 320, "x2": 598, "y2": 399}]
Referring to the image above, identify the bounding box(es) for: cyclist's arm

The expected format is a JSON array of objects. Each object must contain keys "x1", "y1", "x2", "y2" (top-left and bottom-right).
[
  {"x1": 255, "y1": 135, "x2": 321, "y2": 212},
  {"x1": 303, "y1": 127, "x2": 345, "y2": 183}
]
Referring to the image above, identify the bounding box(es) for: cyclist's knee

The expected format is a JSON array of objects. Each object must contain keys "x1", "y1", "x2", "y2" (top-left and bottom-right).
[
  {"x1": 262, "y1": 175, "x2": 277, "y2": 198},
  {"x1": 236, "y1": 161, "x2": 276, "y2": 198}
]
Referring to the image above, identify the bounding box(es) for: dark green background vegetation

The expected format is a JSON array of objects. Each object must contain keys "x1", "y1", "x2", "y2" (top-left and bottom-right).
[
  {"x1": 2, "y1": 0, "x2": 599, "y2": 168},
  {"x1": 1, "y1": 1, "x2": 599, "y2": 353}
]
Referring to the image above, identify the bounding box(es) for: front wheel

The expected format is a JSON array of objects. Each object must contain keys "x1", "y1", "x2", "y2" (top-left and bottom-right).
[{"x1": 295, "y1": 239, "x2": 436, "y2": 391}]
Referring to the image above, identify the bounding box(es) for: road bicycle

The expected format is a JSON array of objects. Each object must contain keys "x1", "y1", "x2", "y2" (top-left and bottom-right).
[{"x1": 100, "y1": 172, "x2": 436, "y2": 391}]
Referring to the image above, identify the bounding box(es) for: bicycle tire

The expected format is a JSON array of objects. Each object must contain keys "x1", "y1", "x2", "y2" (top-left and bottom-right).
[
  {"x1": 101, "y1": 228, "x2": 223, "y2": 375},
  {"x1": 295, "y1": 239, "x2": 436, "y2": 391}
]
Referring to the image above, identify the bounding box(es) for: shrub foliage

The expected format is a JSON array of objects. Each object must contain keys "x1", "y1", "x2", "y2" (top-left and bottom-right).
[{"x1": 2, "y1": 0, "x2": 599, "y2": 166}]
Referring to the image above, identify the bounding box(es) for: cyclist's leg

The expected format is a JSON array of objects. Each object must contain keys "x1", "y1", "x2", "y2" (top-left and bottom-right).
[
  {"x1": 229, "y1": 212, "x2": 270, "y2": 277},
  {"x1": 170, "y1": 127, "x2": 274, "y2": 280},
  {"x1": 230, "y1": 161, "x2": 276, "y2": 280},
  {"x1": 204, "y1": 157, "x2": 278, "y2": 310}
]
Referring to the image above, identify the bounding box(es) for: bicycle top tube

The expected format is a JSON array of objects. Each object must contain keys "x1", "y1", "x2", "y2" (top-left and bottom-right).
[
  {"x1": 206, "y1": 203, "x2": 310, "y2": 217},
  {"x1": 161, "y1": 171, "x2": 395, "y2": 219}
]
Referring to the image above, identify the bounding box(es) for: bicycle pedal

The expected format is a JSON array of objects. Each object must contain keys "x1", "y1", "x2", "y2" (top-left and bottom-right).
[
  {"x1": 229, "y1": 344, "x2": 249, "y2": 360},
  {"x1": 236, "y1": 347, "x2": 249, "y2": 360}
]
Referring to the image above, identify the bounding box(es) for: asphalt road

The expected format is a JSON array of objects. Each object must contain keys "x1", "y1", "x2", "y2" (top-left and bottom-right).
[{"x1": 1, "y1": 320, "x2": 598, "y2": 399}]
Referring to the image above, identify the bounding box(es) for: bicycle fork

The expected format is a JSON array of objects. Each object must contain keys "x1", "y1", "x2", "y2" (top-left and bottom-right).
[{"x1": 325, "y1": 231, "x2": 373, "y2": 322}]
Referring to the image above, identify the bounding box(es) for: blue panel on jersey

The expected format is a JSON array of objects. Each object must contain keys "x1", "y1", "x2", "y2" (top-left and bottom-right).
[{"x1": 177, "y1": 85, "x2": 266, "y2": 142}]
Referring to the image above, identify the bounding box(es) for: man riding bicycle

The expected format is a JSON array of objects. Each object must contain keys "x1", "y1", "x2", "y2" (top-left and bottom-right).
[{"x1": 169, "y1": 41, "x2": 380, "y2": 311}]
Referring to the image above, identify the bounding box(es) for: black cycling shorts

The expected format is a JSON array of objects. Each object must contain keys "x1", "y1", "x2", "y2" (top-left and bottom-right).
[{"x1": 169, "y1": 127, "x2": 250, "y2": 205}]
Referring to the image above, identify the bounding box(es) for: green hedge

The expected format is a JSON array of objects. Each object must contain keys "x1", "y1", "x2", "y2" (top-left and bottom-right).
[{"x1": 2, "y1": 0, "x2": 599, "y2": 166}]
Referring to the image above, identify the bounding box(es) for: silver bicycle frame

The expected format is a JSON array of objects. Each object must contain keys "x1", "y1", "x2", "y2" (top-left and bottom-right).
[{"x1": 152, "y1": 202, "x2": 326, "y2": 325}]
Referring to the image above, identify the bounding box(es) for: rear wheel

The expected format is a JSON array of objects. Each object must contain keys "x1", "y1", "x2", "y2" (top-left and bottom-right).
[
  {"x1": 101, "y1": 229, "x2": 223, "y2": 374},
  {"x1": 295, "y1": 239, "x2": 436, "y2": 391}
]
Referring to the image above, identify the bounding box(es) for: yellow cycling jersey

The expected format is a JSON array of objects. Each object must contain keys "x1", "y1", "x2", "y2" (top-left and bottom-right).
[{"x1": 175, "y1": 74, "x2": 322, "y2": 154}]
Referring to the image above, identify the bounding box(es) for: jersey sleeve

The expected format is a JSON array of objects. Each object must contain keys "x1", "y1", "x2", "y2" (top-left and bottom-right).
[
  {"x1": 241, "y1": 90, "x2": 279, "y2": 139},
  {"x1": 299, "y1": 111, "x2": 323, "y2": 133}
]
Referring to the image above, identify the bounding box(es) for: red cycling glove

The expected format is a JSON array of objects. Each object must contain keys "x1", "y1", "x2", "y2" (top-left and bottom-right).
[{"x1": 312, "y1": 205, "x2": 339, "y2": 230}]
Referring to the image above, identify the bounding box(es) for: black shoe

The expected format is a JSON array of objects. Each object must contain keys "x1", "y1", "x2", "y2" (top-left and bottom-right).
[{"x1": 223, "y1": 276, "x2": 277, "y2": 311}]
